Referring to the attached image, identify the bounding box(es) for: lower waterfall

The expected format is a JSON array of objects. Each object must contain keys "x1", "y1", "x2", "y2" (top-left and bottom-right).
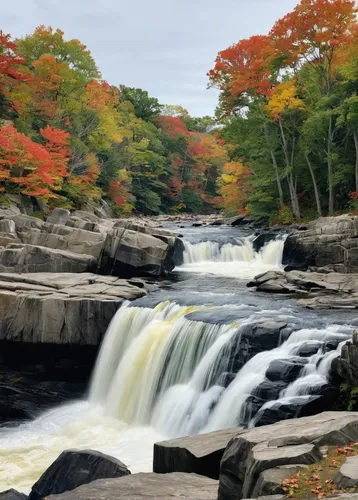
[{"x1": 89, "y1": 301, "x2": 352, "y2": 438}]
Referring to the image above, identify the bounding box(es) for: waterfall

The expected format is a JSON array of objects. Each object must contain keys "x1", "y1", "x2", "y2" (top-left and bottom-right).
[
  {"x1": 178, "y1": 236, "x2": 285, "y2": 277},
  {"x1": 89, "y1": 301, "x2": 352, "y2": 438}
]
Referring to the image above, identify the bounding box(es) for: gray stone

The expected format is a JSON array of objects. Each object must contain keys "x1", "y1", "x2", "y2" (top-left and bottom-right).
[
  {"x1": 0, "y1": 490, "x2": 27, "y2": 500},
  {"x1": 47, "y1": 208, "x2": 70, "y2": 225},
  {"x1": 0, "y1": 219, "x2": 16, "y2": 234},
  {"x1": 0, "y1": 244, "x2": 96, "y2": 273},
  {"x1": 0, "y1": 272, "x2": 146, "y2": 344},
  {"x1": 251, "y1": 465, "x2": 307, "y2": 497},
  {"x1": 219, "y1": 412, "x2": 358, "y2": 500},
  {"x1": 153, "y1": 428, "x2": 242, "y2": 479},
  {"x1": 29, "y1": 449, "x2": 130, "y2": 500},
  {"x1": 100, "y1": 228, "x2": 170, "y2": 277},
  {"x1": 335, "y1": 456, "x2": 358, "y2": 489},
  {"x1": 13, "y1": 215, "x2": 43, "y2": 231},
  {"x1": 46, "y1": 472, "x2": 219, "y2": 500}
]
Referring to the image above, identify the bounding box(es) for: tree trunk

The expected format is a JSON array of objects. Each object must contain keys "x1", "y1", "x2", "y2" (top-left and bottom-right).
[
  {"x1": 305, "y1": 154, "x2": 322, "y2": 217},
  {"x1": 354, "y1": 131, "x2": 358, "y2": 193},
  {"x1": 327, "y1": 114, "x2": 334, "y2": 216},
  {"x1": 264, "y1": 123, "x2": 284, "y2": 209},
  {"x1": 278, "y1": 118, "x2": 300, "y2": 220},
  {"x1": 270, "y1": 150, "x2": 284, "y2": 209}
]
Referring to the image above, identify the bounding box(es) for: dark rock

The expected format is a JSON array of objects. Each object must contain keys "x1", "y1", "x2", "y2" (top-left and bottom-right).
[
  {"x1": 153, "y1": 428, "x2": 242, "y2": 480},
  {"x1": 252, "y1": 380, "x2": 288, "y2": 401},
  {"x1": 29, "y1": 449, "x2": 130, "y2": 500},
  {"x1": 266, "y1": 359, "x2": 306, "y2": 383},
  {"x1": 253, "y1": 233, "x2": 279, "y2": 253},
  {"x1": 46, "y1": 472, "x2": 218, "y2": 500},
  {"x1": 0, "y1": 490, "x2": 27, "y2": 500},
  {"x1": 219, "y1": 412, "x2": 358, "y2": 500},
  {"x1": 252, "y1": 465, "x2": 307, "y2": 497},
  {"x1": 253, "y1": 396, "x2": 322, "y2": 427}
]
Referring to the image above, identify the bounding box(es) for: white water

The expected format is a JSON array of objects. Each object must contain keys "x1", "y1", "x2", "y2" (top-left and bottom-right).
[
  {"x1": 0, "y1": 233, "x2": 353, "y2": 493},
  {"x1": 178, "y1": 236, "x2": 285, "y2": 278}
]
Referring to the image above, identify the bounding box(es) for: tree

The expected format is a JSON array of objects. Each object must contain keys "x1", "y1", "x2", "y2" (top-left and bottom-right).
[
  {"x1": 120, "y1": 86, "x2": 162, "y2": 121},
  {"x1": 0, "y1": 31, "x2": 26, "y2": 118},
  {"x1": 0, "y1": 124, "x2": 69, "y2": 200}
]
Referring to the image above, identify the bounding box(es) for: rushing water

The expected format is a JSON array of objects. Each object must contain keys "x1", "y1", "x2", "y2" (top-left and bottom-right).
[{"x1": 0, "y1": 223, "x2": 356, "y2": 492}]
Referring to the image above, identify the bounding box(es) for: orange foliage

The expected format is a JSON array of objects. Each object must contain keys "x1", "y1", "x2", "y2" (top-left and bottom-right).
[
  {"x1": 85, "y1": 80, "x2": 119, "y2": 111},
  {"x1": 219, "y1": 161, "x2": 252, "y2": 214},
  {"x1": 208, "y1": 35, "x2": 276, "y2": 99},
  {"x1": 270, "y1": 0, "x2": 357, "y2": 68},
  {"x1": 0, "y1": 124, "x2": 70, "y2": 200}
]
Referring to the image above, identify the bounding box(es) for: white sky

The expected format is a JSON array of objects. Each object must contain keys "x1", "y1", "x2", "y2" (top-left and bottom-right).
[{"x1": 3, "y1": 0, "x2": 299, "y2": 116}]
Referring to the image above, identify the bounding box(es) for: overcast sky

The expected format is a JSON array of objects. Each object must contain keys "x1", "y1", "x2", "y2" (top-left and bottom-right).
[{"x1": 3, "y1": 0, "x2": 299, "y2": 117}]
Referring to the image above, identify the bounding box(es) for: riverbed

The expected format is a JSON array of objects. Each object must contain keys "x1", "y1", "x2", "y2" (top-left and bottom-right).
[{"x1": 1, "y1": 222, "x2": 357, "y2": 492}]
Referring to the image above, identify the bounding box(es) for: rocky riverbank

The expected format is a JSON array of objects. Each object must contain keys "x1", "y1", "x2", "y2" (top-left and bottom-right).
[
  {"x1": 5, "y1": 412, "x2": 358, "y2": 500},
  {"x1": 0, "y1": 206, "x2": 184, "y2": 424}
]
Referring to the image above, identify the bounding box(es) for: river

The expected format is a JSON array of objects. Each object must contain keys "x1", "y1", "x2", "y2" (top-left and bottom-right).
[{"x1": 0, "y1": 222, "x2": 357, "y2": 492}]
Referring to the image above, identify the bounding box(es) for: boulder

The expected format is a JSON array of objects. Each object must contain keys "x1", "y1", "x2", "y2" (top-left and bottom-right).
[
  {"x1": 266, "y1": 359, "x2": 306, "y2": 383},
  {"x1": 0, "y1": 491, "x2": 27, "y2": 500},
  {"x1": 0, "y1": 272, "x2": 146, "y2": 344},
  {"x1": 283, "y1": 215, "x2": 358, "y2": 272},
  {"x1": 153, "y1": 428, "x2": 241, "y2": 479},
  {"x1": 251, "y1": 465, "x2": 307, "y2": 497},
  {"x1": 334, "y1": 456, "x2": 358, "y2": 489},
  {"x1": 29, "y1": 449, "x2": 130, "y2": 500},
  {"x1": 0, "y1": 244, "x2": 96, "y2": 273},
  {"x1": 13, "y1": 215, "x2": 43, "y2": 231},
  {"x1": 47, "y1": 208, "x2": 70, "y2": 225},
  {"x1": 253, "y1": 395, "x2": 323, "y2": 427},
  {"x1": 219, "y1": 411, "x2": 358, "y2": 500},
  {"x1": 100, "y1": 227, "x2": 171, "y2": 277},
  {"x1": 46, "y1": 472, "x2": 218, "y2": 500}
]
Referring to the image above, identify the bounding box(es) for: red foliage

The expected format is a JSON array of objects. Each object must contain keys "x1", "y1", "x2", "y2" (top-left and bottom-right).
[
  {"x1": 0, "y1": 31, "x2": 25, "y2": 91},
  {"x1": 0, "y1": 124, "x2": 70, "y2": 200},
  {"x1": 156, "y1": 116, "x2": 190, "y2": 139},
  {"x1": 108, "y1": 178, "x2": 132, "y2": 208}
]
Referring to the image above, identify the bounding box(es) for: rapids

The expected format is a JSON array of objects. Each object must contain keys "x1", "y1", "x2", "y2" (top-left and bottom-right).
[{"x1": 0, "y1": 222, "x2": 355, "y2": 492}]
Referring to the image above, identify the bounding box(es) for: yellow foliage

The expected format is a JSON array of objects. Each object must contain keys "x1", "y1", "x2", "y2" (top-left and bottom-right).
[{"x1": 266, "y1": 80, "x2": 305, "y2": 118}]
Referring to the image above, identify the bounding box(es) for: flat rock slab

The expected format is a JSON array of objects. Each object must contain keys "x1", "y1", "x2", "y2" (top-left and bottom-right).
[
  {"x1": 29, "y1": 449, "x2": 130, "y2": 500},
  {"x1": 219, "y1": 412, "x2": 358, "y2": 500},
  {"x1": 154, "y1": 428, "x2": 242, "y2": 479},
  {"x1": 0, "y1": 273, "x2": 146, "y2": 344},
  {"x1": 335, "y1": 456, "x2": 358, "y2": 489},
  {"x1": 46, "y1": 472, "x2": 219, "y2": 500}
]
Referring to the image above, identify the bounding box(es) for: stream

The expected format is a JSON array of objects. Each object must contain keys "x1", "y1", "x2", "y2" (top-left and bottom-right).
[{"x1": 0, "y1": 222, "x2": 357, "y2": 493}]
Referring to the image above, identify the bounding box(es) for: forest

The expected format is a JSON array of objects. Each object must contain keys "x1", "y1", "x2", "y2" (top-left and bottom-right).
[
  {"x1": 0, "y1": 26, "x2": 227, "y2": 215},
  {"x1": 210, "y1": 0, "x2": 358, "y2": 223},
  {"x1": 0, "y1": 0, "x2": 357, "y2": 222}
]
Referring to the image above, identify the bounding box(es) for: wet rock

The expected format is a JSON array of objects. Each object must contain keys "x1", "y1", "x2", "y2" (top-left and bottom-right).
[
  {"x1": 293, "y1": 342, "x2": 322, "y2": 357},
  {"x1": 252, "y1": 380, "x2": 287, "y2": 401},
  {"x1": 46, "y1": 472, "x2": 218, "y2": 500},
  {"x1": 153, "y1": 428, "x2": 242, "y2": 479},
  {"x1": 253, "y1": 396, "x2": 323, "y2": 427},
  {"x1": 216, "y1": 372, "x2": 236, "y2": 388},
  {"x1": 334, "y1": 456, "x2": 358, "y2": 489},
  {"x1": 253, "y1": 233, "x2": 279, "y2": 253},
  {"x1": 252, "y1": 322, "x2": 287, "y2": 350},
  {"x1": 0, "y1": 490, "x2": 27, "y2": 500},
  {"x1": 266, "y1": 359, "x2": 306, "y2": 383},
  {"x1": 251, "y1": 465, "x2": 307, "y2": 497},
  {"x1": 219, "y1": 412, "x2": 358, "y2": 500},
  {"x1": 29, "y1": 449, "x2": 130, "y2": 500},
  {"x1": 192, "y1": 221, "x2": 204, "y2": 227}
]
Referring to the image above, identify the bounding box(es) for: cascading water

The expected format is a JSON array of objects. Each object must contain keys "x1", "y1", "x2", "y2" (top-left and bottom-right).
[
  {"x1": 0, "y1": 228, "x2": 354, "y2": 493},
  {"x1": 178, "y1": 236, "x2": 285, "y2": 277},
  {"x1": 88, "y1": 302, "x2": 352, "y2": 438}
]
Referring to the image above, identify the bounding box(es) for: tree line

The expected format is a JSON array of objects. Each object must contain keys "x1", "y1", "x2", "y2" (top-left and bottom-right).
[
  {"x1": 209, "y1": 0, "x2": 358, "y2": 223},
  {"x1": 0, "y1": 26, "x2": 226, "y2": 215}
]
